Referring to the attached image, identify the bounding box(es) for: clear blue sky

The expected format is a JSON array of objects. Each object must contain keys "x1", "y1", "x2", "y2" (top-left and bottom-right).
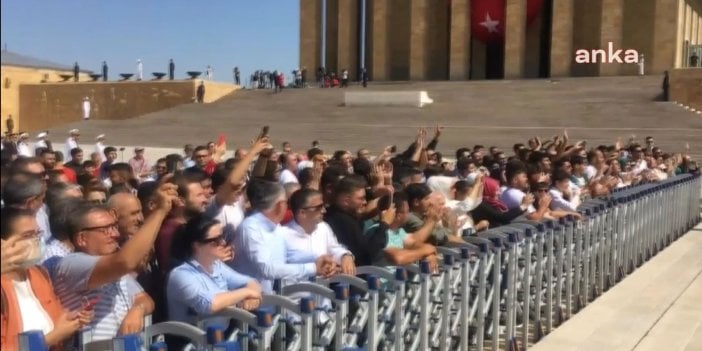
[{"x1": 1, "y1": 0, "x2": 300, "y2": 81}]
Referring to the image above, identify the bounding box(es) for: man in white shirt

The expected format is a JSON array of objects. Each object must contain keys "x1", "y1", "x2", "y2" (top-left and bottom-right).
[
  {"x1": 282, "y1": 188, "x2": 355, "y2": 275},
  {"x1": 549, "y1": 170, "x2": 580, "y2": 212},
  {"x1": 65, "y1": 129, "x2": 79, "y2": 162},
  {"x1": 279, "y1": 153, "x2": 299, "y2": 184}
]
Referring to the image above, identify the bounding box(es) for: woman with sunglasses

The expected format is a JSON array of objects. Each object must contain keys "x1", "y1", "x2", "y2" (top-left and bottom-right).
[{"x1": 166, "y1": 214, "x2": 262, "y2": 333}]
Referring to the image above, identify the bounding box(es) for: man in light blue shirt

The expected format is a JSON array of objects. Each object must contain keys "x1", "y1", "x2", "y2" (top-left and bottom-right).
[{"x1": 231, "y1": 180, "x2": 335, "y2": 293}]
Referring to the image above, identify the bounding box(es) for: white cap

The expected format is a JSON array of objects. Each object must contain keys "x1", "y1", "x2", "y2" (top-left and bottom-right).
[
  {"x1": 37, "y1": 132, "x2": 47, "y2": 138},
  {"x1": 96, "y1": 134, "x2": 105, "y2": 140},
  {"x1": 69, "y1": 129, "x2": 80, "y2": 135},
  {"x1": 19, "y1": 132, "x2": 29, "y2": 138}
]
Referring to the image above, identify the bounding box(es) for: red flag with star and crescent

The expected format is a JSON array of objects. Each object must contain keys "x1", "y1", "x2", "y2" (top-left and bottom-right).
[{"x1": 470, "y1": 0, "x2": 544, "y2": 44}]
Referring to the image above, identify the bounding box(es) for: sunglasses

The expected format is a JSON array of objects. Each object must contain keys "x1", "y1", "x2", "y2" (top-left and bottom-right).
[{"x1": 199, "y1": 234, "x2": 226, "y2": 245}]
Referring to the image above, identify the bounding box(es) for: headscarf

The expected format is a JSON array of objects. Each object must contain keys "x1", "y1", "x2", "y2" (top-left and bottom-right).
[{"x1": 482, "y1": 177, "x2": 508, "y2": 212}]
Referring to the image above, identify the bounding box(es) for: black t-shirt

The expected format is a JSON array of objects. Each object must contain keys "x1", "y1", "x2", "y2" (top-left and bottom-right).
[{"x1": 324, "y1": 205, "x2": 388, "y2": 266}]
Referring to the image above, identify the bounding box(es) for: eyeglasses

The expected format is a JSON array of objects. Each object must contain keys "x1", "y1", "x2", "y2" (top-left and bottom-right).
[
  {"x1": 199, "y1": 234, "x2": 226, "y2": 246},
  {"x1": 302, "y1": 204, "x2": 325, "y2": 212},
  {"x1": 81, "y1": 223, "x2": 118, "y2": 234}
]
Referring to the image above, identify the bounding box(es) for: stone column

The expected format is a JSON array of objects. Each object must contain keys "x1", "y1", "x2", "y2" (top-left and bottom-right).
[
  {"x1": 370, "y1": 0, "x2": 389, "y2": 80},
  {"x1": 300, "y1": 0, "x2": 322, "y2": 75},
  {"x1": 449, "y1": 0, "x2": 470, "y2": 80},
  {"x1": 550, "y1": 0, "x2": 574, "y2": 77},
  {"x1": 598, "y1": 0, "x2": 625, "y2": 76},
  {"x1": 504, "y1": 0, "x2": 527, "y2": 79},
  {"x1": 657, "y1": 0, "x2": 684, "y2": 71},
  {"x1": 337, "y1": 0, "x2": 358, "y2": 79},
  {"x1": 410, "y1": 0, "x2": 429, "y2": 80}
]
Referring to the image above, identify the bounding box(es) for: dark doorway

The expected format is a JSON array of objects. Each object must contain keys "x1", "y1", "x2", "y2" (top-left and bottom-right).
[
  {"x1": 538, "y1": 0, "x2": 554, "y2": 77},
  {"x1": 485, "y1": 43, "x2": 504, "y2": 79}
]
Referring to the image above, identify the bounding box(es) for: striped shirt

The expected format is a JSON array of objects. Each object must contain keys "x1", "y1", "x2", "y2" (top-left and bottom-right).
[
  {"x1": 40, "y1": 239, "x2": 73, "y2": 278},
  {"x1": 51, "y1": 253, "x2": 135, "y2": 341}
]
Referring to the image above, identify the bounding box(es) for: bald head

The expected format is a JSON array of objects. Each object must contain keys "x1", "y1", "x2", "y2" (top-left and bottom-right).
[{"x1": 107, "y1": 193, "x2": 143, "y2": 242}]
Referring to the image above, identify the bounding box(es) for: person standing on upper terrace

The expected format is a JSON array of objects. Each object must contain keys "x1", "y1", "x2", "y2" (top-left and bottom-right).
[
  {"x1": 102, "y1": 61, "x2": 108, "y2": 81},
  {"x1": 73, "y1": 62, "x2": 79, "y2": 82},
  {"x1": 168, "y1": 59, "x2": 175, "y2": 80}
]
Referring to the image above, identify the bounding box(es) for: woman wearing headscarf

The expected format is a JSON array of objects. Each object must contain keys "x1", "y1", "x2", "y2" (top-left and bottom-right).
[{"x1": 470, "y1": 177, "x2": 532, "y2": 228}]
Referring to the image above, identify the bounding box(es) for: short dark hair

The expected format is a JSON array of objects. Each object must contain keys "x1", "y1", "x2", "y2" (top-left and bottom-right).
[
  {"x1": 70, "y1": 148, "x2": 83, "y2": 157},
  {"x1": 82, "y1": 160, "x2": 95, "y2": 169},
  {"x1": 321, "y1": 165, "x2": 348, "y2": 193},
  {"x1": 103, "y1": 146, "x2": 117, "y2": 157},
  {"x1": 137, "y1": 181, "x2": 158, "y2": 210},
  {"x1": 289, "y1": 188, "x2": 322, "y2": 214},
  {"x1": 505, "y1": 160, "x2": 527, "y2": 184},
  {"x1": 552, "y1": 169, "x2": 571, "y2": 184},
  {"x1": 404, "y1": 183, "x2": 433, "y2": 206},
  {"x1": 39, "y1": 148, "x2": 54, "y2": 157},
  {"x1": 193, "y1": 145, "x2": 208, "y2": 154},
  {"x1": 182, "y1": 168, "x2": 209, "y2": 183},
  {"x1": 455, "y1": 147, "x2": 471, "y2": 160},
  {"x1": 571, "y1": 155, "x2": 587, "y2": 166},
  {"x1": 0, "y1": 207, "x2": 35, "y2": 240},
  {"x1": 109, "y1": 162, "x2": 133, "y2": 174},
  {"x1": 307, "y1": 148, "x2": 324, "y2": 160},
  {"x1": 456, "y1": 157, "x2": 475, "y2": 172},
  {"x1": 454, "y1": 179, "x2": 471, "y2": 195},
  {"x1": 333, "y1": 175, "x2": 366, "y2": 197},
  {"x1": 392, "y1": 191, "x2": 408, "y2": 209}
]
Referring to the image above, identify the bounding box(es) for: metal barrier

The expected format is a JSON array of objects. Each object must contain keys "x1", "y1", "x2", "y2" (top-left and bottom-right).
[{"x1": 20, "y1": 174, "x2": 700, "y2": 351}]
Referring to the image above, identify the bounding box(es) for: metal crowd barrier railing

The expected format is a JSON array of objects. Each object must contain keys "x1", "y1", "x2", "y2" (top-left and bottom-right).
[{"x1": 19, "y1": 174, "x2": 700, "y2": 351}]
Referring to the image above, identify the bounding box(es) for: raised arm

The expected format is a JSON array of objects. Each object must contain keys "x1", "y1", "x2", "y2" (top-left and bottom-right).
[
  {"x1": 88, "y1": 183, "x2": 177, "y2": 289},
  {"x1": 215, "y1": 137, "x2": 271, "y2": 207}
]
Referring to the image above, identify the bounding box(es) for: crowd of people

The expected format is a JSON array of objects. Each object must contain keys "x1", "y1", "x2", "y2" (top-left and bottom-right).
[{"x1": 0, "y1": 125, "x2": 698, "y2": 349}]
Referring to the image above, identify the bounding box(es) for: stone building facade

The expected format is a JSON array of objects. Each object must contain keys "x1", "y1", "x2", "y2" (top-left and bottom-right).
[{"x1": 299, "y1": 0, "x2": 702, "y2": 81}]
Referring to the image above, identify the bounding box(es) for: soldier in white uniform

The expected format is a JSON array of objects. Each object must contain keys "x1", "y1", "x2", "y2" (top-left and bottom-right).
[
  {"x1": 82, "y1": 97, "x2": 91, "y2": 120},
  {"x1": 17, "y1": 132, "x2": 32, "y2": 157},
  {"x1": 136, "y1": 59, "x2": 143, "y2": 80},
  {"x1": 95, "y1": 134, "x2": 107, "y2": 162},
  {"x1": 65, "y1": 129, "x2": 80, "y2": 161},
  {"x1": 35, "y1": 132, "x2": 49, "y2": 153}
]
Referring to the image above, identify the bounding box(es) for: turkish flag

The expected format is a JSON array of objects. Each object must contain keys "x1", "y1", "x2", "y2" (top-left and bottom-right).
[{"x1": 471, "y1": 0, "x2": 544, "y2": 44}]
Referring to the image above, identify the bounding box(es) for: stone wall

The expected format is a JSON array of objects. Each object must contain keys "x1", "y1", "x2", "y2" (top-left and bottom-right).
[
  {"x1": 669, "y1": 68, "x2": 702, "y2": 110},
  {"x1": 1, "y1": 65, "x2": 92, "y2": 133},
  {"x1": 18, "y1": 80, "x2": 238, "y2": 132}
]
